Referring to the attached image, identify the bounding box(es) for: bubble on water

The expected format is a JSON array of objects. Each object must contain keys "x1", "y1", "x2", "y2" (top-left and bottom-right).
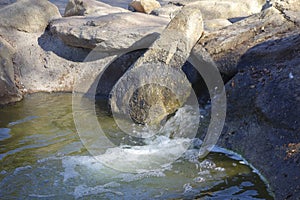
[
  {"x1": 183, "y1": 183, "x2": 193, "y2": 193},
  {"x1": 193, "y1": 176, "x2": 206, "y2": 183},
  {"x1": 199, "y1": 159, "x2": 216, "y2": 169}
]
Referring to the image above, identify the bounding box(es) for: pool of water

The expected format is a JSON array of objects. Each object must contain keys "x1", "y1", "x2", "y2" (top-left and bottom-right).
[{"x1": 0, "y1": 93, "x2": 274, "y2": 199}]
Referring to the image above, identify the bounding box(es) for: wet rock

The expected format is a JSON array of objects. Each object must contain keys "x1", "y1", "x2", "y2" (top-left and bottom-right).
[
  {"x1": 110, "y1": 3, "x2": 203, "y2": 125},
  {"x1": 129, "y1": 0, "x2": 161, "y2": 14},
  {"x1": 64, "y1": 0, "x2": 128, "y2": 17},
  {"x1": 0, "y1": 37, "x2": 22, "y2": 105},
  {"x1": 0, "y1": 0, "x2": 61, "y2": 33},
  {"x1": 50, "y1": 12, "x2": 169, "y2": 51}
]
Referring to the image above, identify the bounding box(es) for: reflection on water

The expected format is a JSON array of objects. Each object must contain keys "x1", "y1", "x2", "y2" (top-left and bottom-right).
[{"x1": 0, "y1": 93, "x2": 274, "y2": 199}]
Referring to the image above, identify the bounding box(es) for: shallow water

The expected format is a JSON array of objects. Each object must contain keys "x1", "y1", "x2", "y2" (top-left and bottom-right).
[{"x1": 0, "y1": 93, "x2": 274, "y2": 199}]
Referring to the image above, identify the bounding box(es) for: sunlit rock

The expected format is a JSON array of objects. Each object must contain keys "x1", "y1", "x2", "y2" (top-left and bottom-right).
[
  {"x1": 0, "y1": 0, "x2": 61, "y2": 33},
  {"x1": 129, "y1": 0, "x2": 161, "y2": 14},
  {"x1": 64, "y1": 0, "x2": 128, "y2": 17},
  {"x1": 110, "y1": 3, "x2": 204, "y2": 125}
]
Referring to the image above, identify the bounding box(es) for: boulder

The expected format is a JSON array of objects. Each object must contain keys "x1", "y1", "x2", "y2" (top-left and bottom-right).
[
  {"x1": 156, "y1": 0, "x2": 266, "y2": 20},
  {"x1": 64, "y1": 0, "x2": 128, "y2": 17},
  {"x1": 218, "y1": 32, "x2": 300, "y2": 200},
  {"x1": 50, "y1": 12, "x2": 169, "y2": 51},
  {"x1": 0, "y1": 0, "x2": 61, "y2": 33},
  {"x1": 192, "y1": 6, "x2": 297, "y2": 79},
  {"x1": 0, "y1": 37, "x2": 22, "y2": 105},
  {"x1": 129, "y1": 0, "x2": 161, "y2": 14},
  {"x1": 110, "y1": 3, "x2": 203, "y2": 125}
]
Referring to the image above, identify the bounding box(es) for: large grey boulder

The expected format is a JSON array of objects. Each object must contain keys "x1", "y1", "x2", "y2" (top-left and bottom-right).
[
  {"x1": 110, "y1": 3, "x2": 203, "y2": 125},
  {"x1": 50, "y1": 12, "x2": 169, "y2": 51},
  {"x1": 64, "y1": 0, "x2": 128, "y2": 17},
  {"x1": 0, "y1": 0, "x2": 61, "y2": 33},
  {"x1": 0, "y1": 37, "x2": 22, "y2": 105}
]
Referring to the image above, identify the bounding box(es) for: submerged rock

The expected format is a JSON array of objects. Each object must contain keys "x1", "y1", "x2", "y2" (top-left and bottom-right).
[
  {"x1": 0, "y1": 0, "x2": 61, "y2": 33},
  {"x1": 110, "y1": 3, "x2": 203, "y2": 125}
]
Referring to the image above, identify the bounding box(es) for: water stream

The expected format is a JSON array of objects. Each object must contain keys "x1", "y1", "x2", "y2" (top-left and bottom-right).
[{"x1": 0, "y1": 93, "x2": 274, "y2": 199}]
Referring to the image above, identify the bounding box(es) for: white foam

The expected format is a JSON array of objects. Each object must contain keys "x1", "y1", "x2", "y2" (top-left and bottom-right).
[
  {"x1": 73, "y1": 184, "x2": 123, "y2": 199},
  {"x1": 96, "y1": 136, "x2": 191, "y2": 172}
]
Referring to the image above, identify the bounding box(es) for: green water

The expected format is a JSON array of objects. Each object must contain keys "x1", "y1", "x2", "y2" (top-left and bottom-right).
[{"x1": 0, "y1": 93, "x2": 273, "y2": 199}]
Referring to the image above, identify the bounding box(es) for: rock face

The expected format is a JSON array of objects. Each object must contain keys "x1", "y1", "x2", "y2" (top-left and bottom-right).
[
  {"x1": 129, "y1": 0, "x2": 161, "y2": 14},
  {"x1": 64, "y1": 0, "x2": 128, "y2": 17},
  {"x1": 0, "y1": 37, "x2": 22, "y2": 105},
  {"x1": 50, "y1": 12, "x2": 169, "y2": 51},
  {"x1": 0, "y1": 0, "x2": 61, "y2": 33},
  {"x1": 218, "y1": 33, "x2": 300, "y2": 200},
  {"x1": 110, "y1": 3, "x2": 203, "y2": 125}
]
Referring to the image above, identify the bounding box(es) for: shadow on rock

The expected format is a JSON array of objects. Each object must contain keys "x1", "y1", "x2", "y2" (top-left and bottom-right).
[{"x1": 38, "y1": 29, "x2": 91, "y2": 62}]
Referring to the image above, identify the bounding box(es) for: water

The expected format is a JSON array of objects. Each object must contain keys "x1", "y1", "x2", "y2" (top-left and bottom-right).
[{"x1": 0, "y1": 93, "x2": 274, "y2": 199}]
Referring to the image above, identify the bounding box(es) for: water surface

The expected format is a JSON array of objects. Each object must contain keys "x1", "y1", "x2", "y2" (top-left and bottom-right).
[{"x1": 0, "y1": 93, "x2": 274, "y2": 199}]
